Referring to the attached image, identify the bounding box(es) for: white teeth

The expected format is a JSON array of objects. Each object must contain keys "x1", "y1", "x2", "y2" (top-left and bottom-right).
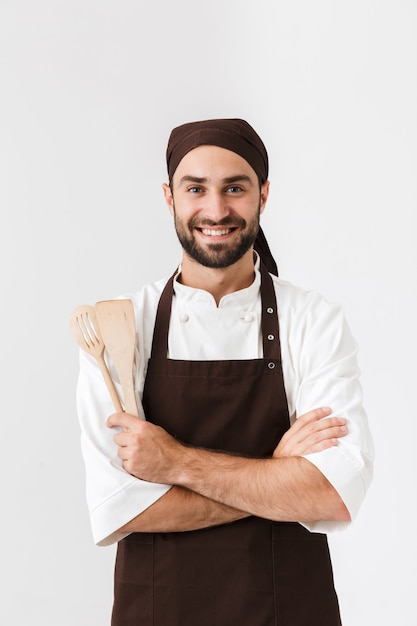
[{"x1": 201, "y1": 228, "x2": 232, "y2": 236}]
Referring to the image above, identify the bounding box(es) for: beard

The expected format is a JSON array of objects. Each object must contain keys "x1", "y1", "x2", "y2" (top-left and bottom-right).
[{"x1": 173, "y1": 203, "x2": 261, "y2": 269}]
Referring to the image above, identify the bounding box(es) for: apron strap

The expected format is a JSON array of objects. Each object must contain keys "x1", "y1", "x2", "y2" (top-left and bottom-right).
[
  {"x1": 259, "y1": 262, "x2": 282, "y2": 361},
  {"x1": 150, "y1": 263, "x2": 282, "y2": 361},
  {"x1": 149, "y1": 270, "x2": 176, "y2": 359}
]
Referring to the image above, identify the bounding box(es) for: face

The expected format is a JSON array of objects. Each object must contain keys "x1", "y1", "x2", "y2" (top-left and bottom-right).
[{"x1": 163, "y1": 145, "x2": 269, "y2": 269}]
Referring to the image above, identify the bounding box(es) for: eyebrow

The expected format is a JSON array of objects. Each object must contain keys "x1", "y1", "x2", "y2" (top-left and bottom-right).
[{"x1": 178, "y1": 174, "x2": 254, "y2": 186}]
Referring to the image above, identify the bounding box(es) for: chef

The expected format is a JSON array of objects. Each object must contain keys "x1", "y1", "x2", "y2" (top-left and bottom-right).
[{"x1": 76, "y1": 118, "x2": 374, "y2": 625}]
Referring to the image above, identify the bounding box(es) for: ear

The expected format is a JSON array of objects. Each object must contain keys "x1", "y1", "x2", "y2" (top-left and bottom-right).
[
  {"x1": 162, "y1": 183, "x2": 175, "y2": 216},
  {"x1": 259, "y1": 181, "x2": 270, "y2": 215}
]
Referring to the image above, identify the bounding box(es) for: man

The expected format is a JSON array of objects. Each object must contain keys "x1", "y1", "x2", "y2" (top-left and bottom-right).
[{"x1": 76, "y1": 118, "x2": 374, "y2": 625}]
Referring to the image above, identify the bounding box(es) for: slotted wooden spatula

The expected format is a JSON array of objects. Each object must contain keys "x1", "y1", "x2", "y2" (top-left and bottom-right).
[{"x1": 95, "y1": 299, "x2": 139, "y2": 417}]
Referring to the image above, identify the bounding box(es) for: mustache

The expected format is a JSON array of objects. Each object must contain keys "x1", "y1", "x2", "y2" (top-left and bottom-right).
[{"x1": 189, "y1": 216, "x2": 247, "y2": 228}]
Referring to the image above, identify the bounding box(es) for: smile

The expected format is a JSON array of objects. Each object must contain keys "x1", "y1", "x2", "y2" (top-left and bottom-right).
[{"x1": 199, "y1": 228, "x2": 236, "y2": 236}]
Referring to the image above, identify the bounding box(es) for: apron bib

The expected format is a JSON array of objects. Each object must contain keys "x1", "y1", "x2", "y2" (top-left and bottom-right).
[{"x1": 112, "y1": 264, "x2": 341, "y2": 626}]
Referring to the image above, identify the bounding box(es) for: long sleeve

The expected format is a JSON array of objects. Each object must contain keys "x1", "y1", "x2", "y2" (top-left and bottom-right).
[
  {"x1": 278, "y1": 283, "x2": 374, "y2": 533},
  {"x1": 77, "y1": 348, "x2": 171, "y2": 547}
]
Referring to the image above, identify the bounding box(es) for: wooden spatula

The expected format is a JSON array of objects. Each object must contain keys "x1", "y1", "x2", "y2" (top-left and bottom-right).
[
  {"x1": 69, "y1": 305, "x2": 123, "y2": 413},
  {"x1": 95, "y1": 299, "x2": 139, "y2": 417}
]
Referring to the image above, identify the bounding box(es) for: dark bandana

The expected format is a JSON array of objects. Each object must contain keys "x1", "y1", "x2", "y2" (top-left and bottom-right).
[{"x1": 166, "y1": 118, "x2": 278, "y2": 276}]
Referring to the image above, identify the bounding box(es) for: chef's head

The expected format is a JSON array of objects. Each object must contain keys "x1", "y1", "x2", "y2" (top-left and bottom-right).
[{"x1": 165, "y1": 118, "x2": 278, "y2": 276}]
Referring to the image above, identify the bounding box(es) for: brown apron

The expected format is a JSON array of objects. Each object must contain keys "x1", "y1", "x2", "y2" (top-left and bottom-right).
[{"x1": 112, "y1": 264, "x2": 342, "y2": 626}]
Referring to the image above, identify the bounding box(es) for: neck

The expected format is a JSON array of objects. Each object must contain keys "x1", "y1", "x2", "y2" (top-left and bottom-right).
[{"x1": 178, "y1": 249, "x2": 256, "y2": 305}]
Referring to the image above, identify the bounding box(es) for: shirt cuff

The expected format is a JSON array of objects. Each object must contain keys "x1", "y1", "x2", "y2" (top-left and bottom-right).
[
  {"x1": 90, "y1": 479, "x2": 172, "y2": 546},
  {"x1": 301, "y1": 442, "x2": 373, "y2": 534}
]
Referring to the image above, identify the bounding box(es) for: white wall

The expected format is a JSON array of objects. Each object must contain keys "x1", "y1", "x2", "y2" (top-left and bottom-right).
[{"x1": 1, "y1": 1, "x2": 416, "y2": 624}]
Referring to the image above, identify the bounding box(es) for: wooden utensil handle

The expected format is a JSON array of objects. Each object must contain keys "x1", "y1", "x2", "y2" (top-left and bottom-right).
[
  {"x1": 97, "y1": 355, "x2": 124, "y2": 413},
  {"x1": 123, "y1": 384, "x2": 138, "y2": 417}
]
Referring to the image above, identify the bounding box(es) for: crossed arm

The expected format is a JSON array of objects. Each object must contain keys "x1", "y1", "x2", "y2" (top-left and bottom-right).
[{"x1": 107, "y1": 407, "x2": 350, "y2": 534}]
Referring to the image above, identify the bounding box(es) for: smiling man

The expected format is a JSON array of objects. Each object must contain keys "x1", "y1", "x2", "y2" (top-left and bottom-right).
[
  {"x1": 76, "y1": 118, "x2": 374, "y2": 626},
  {"x1": 166, "y1": 145, "x2": 265, "y2": 273}
]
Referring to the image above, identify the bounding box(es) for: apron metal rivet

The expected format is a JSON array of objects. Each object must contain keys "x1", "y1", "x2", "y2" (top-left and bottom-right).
[
  {"x1": 266, "y1": 307, "x2": 274, "y2": 313},
  {"x1": 267, "y1": 334, "x2": 274, "y2": 340},
  {"x1": 268, "y1": 362, "x2": 276, "y2": 369}
]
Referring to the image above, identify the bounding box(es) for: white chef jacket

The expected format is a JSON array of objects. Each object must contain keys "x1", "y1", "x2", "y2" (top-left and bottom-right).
[{"x1": 76, "y1": 256, "x2": 374, "y2": 546}]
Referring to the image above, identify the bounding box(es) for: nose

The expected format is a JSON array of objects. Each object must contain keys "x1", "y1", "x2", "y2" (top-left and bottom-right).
[{"x1": 203, "y1": 191, "x2": 231, "y2": 223}]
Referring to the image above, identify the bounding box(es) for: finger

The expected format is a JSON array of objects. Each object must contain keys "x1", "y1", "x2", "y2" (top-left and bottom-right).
[
  {"x1": 303, "y1": 438, "x2": 340, "y2": 454},
  {"x1": 114, "y1": 431, "x2": 133, "y2": 447},
  {"x1": 274, "y1": 418, "x2": 348, "y2": 458},
  {"x1": 292, "y1": 415, "x2": 346, "y2": 444},
  {"x1": 302, "y1": 420, "x2": 349, "y2": 453},
  {"x1": 117, "y1": 446, "x2": 130, "y2": 461},
  {"x1": 304, "y1": 423, "x2": 348, "y2": 446},
  {"x1": 301, "y1": 417, "x2": 347, "y2": 436},
  {"x1": 296, "y1": 407, "x2": 332, "y2": 425},
  {"x1": 289, "y1": 421, "x2": 347, "y2": 452},
  {"x1": 107, "y1": 412, "x2": 138, "y2": 431},
  {"x1": 286, "y1": 408, "x2": 332, "y2": 437}
]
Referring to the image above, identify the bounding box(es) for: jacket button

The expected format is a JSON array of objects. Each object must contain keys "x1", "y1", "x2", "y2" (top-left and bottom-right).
[
  {"x1": 179, "y1": 313, "x2": 189, "y2": 323},
  {"x1": 241, "y1": 313, "x2": 254, "y2": 322}
]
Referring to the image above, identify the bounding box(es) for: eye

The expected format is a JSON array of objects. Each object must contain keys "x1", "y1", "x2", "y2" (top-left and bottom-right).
[
  {"x1": 226, "y1": 185, "x2": 244, "y2": 193},
  {"x1": 187, "y1": 186, "x2": 203, "y2": 193}
]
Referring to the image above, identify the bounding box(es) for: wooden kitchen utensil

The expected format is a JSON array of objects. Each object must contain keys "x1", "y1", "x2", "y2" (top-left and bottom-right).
[
  {"x1": 95, "y1": 299, "x2": 139, "y2": 417},
  {"x1": 69, "y1": 305, "x2": 123, "y2": 413}
]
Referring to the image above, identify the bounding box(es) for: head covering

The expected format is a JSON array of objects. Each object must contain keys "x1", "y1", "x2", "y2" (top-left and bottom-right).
[
  {"x1": 167, "y1": 118, "x2": 269, "y2": 185},
  {"x1": 166, "y1": 118, "x2": 278, "y2": 276}
]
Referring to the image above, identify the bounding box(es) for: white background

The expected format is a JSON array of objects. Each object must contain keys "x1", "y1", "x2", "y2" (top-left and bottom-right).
[{"x1": 1, "y1": 1, "x2": 416, "y2": 624}]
